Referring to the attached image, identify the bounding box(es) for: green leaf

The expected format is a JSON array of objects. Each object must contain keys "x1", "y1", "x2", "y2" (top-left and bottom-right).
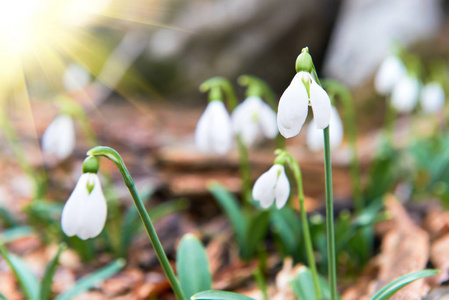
[
  {"x1": 209, "y1": 182, "x2": 246, "y2": 250},
  {"x1": 177, "y1": 234, "x2": 212, "y2": 299},
  {"x1": 370, "y1": 269, "x2": 439, "y2": 300},
  {"x1": 55, "y1": 259, "x2": 126, "y2": 300},
  {"x1": 289, "y1": 266, "x2": 317, "y2": 300},
  {"x1": 0, "y1": 206, "x2": 19, "y2": 227},
  {"x1": 242, "y1": 211, "x2": 270, "y2": 260},
  {"x1": 192, "y1": 290, "x2": 256, "y2": 300},
  {"x1": 0, "y1": 292, "x2": 8, "y2": 300},
  {"x1": 0, "y1": 226, "x2": 33, "y2": 243},
  {"x1": 289, "y1": 266, "x2": 338, "y2": 300},
  {"x1": 270, "y1": 206, "x2": 302, "y2": 262},
  {"x1": 0, "y1": 243, "x2": 40, "y2": 300},
  {"x1": 40, "y1": 244, "x2": 66, "y2": 300}
]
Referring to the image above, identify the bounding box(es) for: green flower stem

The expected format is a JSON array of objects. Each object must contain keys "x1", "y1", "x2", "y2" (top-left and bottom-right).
[
  {"x1": 87, "y1": 146, "x2": 186, "y2": 300},
  {"x1": 323, "y1": 127, "x2": 337, "y2": 299},
  {"x1": 312, "y1": 61, "x2": 337, "y2": 299},
  {"x1": 283, "y1": 152, "x2": 321, "y2": 299},
  {"x1": 236, "y1": 135, "x2": 253, "y2": 206},
  {"x1": 322, "y1": 80, "x2": 363, "y2": 213}
]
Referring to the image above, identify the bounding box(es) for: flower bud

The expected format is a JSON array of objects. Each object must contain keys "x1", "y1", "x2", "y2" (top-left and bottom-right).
[
  {"x1": 82, "y1": 156, "x2": 99, "y2": 174},
  {"x1": 295, "y1": 48, "x2": 313, "y2": 73}
]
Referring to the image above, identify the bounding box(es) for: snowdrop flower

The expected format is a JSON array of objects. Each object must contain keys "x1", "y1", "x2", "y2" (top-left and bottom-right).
[
  {"x1": 61, "y1": 157, "x2": 107, "y2": 240},
  {"x1": 195, "y1": 100, "x2": 233, "y2": 155},
  {"x1": 42, "y1": 114, "x2": 76, "y2": 160},
  {"x1": 63, "y1": 63, "x2": 91, "y2": 92},
  {"x1": 374, "y1": 56, "x2": 407, "y2": 96},
  {"x1": 307, "y1": 106, "x2": 343, "y2": 151},
  {"x1": 252, "y1": 164, "x2": 290, "y2": 209},
  {"x1": 391, "y1": 76, "x2": 420, "y2": 113},
  {"x1": 420, "y1": 82, "x2": 445, "y2": 114},
  {"x1": 231, "y1": 96, "x2": 278, "y2": 147},
  {"x1": 277, "y1": 72, "x2": 331, "y2": 138}
]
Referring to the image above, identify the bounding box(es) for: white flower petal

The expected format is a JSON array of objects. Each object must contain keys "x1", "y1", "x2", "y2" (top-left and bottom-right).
[
  {"x1": 210, "y1": 102, "x2": 233, "y2": 154},
  {"x1": 275, "y1": 166, "x2": 290, "y2": 209},
  {"x1": 63, "y1": 63, "x2": 91, "y2": 92},
  {"x1": 374, "y1": 56, "x2": 407, "y2": 95},
  {"x1": 252, "y1": 165, "x2": 281, "y2": 208},
  {"x1": 195, "y1": 101, "x2": 233, "y2": 154},
  {"x1": 61, "y1": 174, "x2": 90, "y2": 237},
  {"x1": 258, "y1": 102, "x2": 278, "y2": 139},
  {"x1": 421, "y1": 82, "x2": 445, "y2": 114},
  {"x1": 329, "y1": 107, "x2": 344, "y2": 150},
  {"x1": 306, "y1": 106, "x2": 344, "y2": 151},
  {"x1": 195, "y1": 104, "x2": 213, "y2": 153},
  {"x1": 277, "y1": 74, "x2": 309, "y2": 138},
  {"x1": 76, "y1": 174, "x2": 107, "y2": 240},
  {"x1": 306, "y1": 119, "x2": 323, "y2": 151},
  {"x1": 232, "y1": 96, "x2": 277, "y2": 147},
  {"x1": 42, "y1": 114, "x2": 76, "y2": 160},
  {"x1": 309, "y1": 81, "x2": 331, "y2": 129},
  {"x1": 391, "y1": 76, "x2": 420, "y2": 113},
  {"x1": 61, "y1": 173, "x2": 107, "y2": 240}
]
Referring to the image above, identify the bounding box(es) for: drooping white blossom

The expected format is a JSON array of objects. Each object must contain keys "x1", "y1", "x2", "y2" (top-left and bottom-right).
[
  {"x1": 306, "y1": 106, "x2": 344, "y2": 151},
  {"x1": 252, "y1": 164, "x2": 290, "y2": 209},
  {"x1": 374, "y1": 56, "x2": 407, "y2": 96},
  {"x1": 391, "y1": 76, "x2": 420, "y2": 113},
  {"x1": 195, "y1": 100, "x2": 233, "y2": 155},
  {"x1": 420, "y1": 82, "x2": 445, "y2": 114},
  {"x1": 231, "y1": 96, "x2": 278, "y2": 147},
  {"x1": 277, "y1": 72, "x2": 331, "y2": 138},
  {"x1": 61, "y1": 173, "x2": 107, "y2": 240},
  {"x1": 63, "y1": 63, "x2": 91, "y2": 92},
  {"x1": 42, "y1": 114, "x2": 76, "y2": 160}
]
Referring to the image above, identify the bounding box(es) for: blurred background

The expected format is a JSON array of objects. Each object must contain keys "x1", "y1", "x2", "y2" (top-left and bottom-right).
[{"x1": 2, "y1": 0, "x2": 447, "y2": 103}]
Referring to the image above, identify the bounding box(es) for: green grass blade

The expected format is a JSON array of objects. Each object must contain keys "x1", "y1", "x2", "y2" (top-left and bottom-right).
[
  {"x1": 177, "y1": 234, "x2": 212, "y2": 299},
  {"x1": 55, "y1": 259, "x2": 126, "y2": 300},
  {"x1": 370, "y1": 269, "x2": 439, "y2": 300},
  {"x1": 208, "y1": 182, "x2": 246, "y2": 249},
  {"x1": 0, "y1": 243, "x2": 40, "y2": 300},
  {"x1": 39, "y1": 244, "x2": 66, "y2": 300},
  {"x1": 192, "y1": 290, "x2": 256, "y2": 300}
]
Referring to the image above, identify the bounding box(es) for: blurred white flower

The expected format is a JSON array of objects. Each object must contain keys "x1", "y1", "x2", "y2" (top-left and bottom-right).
[
  {"x1": 61, "y1": 173, "x2": 107, "y2": 240},
  {"x1": 195, "y1": 100, "x2": 233, "y2": 155},
  {"x1": 252, "y1": 164, "x2": 290, "y2": 209},
  {"x1": 374, "y1": 56, "x2": 407, "y2": 96},
  {"x1": 420, "y1": 82, "x2": 445, "y2": 114},
  {"x1": 307, "y1": 106, "x2": 344, "y2": 151},
  {"x1": 231, "y1": 96, "x2": 278, "y2": 147},
  {"x1": 42, "y1": 114, "x2": 76, "y2": 160},
  {"x1": 63, "y1": 63, "x2": 91, "y2": 92},
  {"x1": 391, "y1": 76, "x2": 420, "y2": 113},
  {"x1": 277, "y1": 72, "x2": 331, "y2": 139}
]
